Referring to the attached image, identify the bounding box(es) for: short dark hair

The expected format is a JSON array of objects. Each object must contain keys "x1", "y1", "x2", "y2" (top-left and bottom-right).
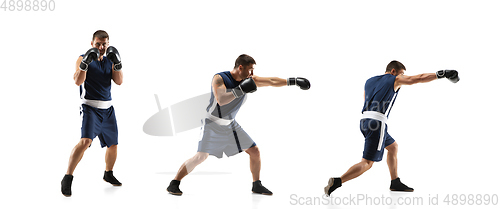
[
  {"x1": 234, "y1": 54, "x2": 256, "y2": 69},
  {"x1": 386, "y1": 60, "x2": 406, "y2": 73},
  {"x1": 92, "y1": 30, "x2": 109, "y2": 41}
]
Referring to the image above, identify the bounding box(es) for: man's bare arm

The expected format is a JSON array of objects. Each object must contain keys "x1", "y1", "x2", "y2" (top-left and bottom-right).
[
  {"x1": 212, "y1": 75, "x2": 237, "y2": 106},
  {"x1": 74, "y1": 56, "x2": 86, "y2": 86},
  {"x1": 394, "y1": 73, "x2": 437, "y2": 90},
  {"x1": 252, "y1": 76, "x2": 287, "y2": 87},
  {"x1": 112, "y1": 66, "x2": 123, "y2": 85}
]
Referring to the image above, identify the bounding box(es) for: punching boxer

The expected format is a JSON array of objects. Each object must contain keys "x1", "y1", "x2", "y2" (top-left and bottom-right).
[
  {"x1": 325, "y1": 60, "x2": 459, "y2": 196},
  {"x1": 61, "y1": 30, "x2": 124, "y2": 197},
  {"x1": 167, "y1": 54, "x2": 310, "y2": 196}
]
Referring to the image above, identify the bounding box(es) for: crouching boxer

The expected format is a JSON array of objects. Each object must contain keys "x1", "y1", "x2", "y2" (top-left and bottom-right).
[
  {"x1": 166, "y1": 54, "x2": 310, "y2": 196},
  {"x1": 325, "y1": 60, "x2": 459, "y2": 196}
]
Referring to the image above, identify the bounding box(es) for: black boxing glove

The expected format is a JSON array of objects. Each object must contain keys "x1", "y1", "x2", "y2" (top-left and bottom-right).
[
  {"x1": 106, "y1": 46, "x2": 122, "y2": 71},
  {"x1": 436, "y1": 70, "x2": 459, "y2": 83},
  {"x1": 287, "y1": 77, "x2": 310, "y2": 90},
  {"x1": 231, "y1": 77, "x2": 257, "y2": 98},
  {"x1": 79, "y1": 48, "x2": 99, "y2": 71}
]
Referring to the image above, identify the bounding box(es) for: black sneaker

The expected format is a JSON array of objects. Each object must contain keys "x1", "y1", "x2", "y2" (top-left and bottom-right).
[
  {"x1": 252, "y1": 180, "x2": 273, "y2": 195},
  {"x1": 390, "y1": 177, "x2": 413, "y2": 192},
  {"x1": 167, "y1": 180, "x2": 183, "y2": 195},
  {"x1": 324, "y1": 177, "x2": 342, "y2": 196},
  {"x1": 103, "y1": 171, "x2": 122, "y2": 186},
  {"x1": 61, "y1": 174, "x2": 73, "y2": 197}
]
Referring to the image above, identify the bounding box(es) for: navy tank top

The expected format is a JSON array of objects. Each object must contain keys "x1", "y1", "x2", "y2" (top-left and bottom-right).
[
  {"x1": 79, "y1": 55, "x2": 113, "y2": 101},
  {"x1": 362, "y1": 74, "x2": 399, "y2": 118}
]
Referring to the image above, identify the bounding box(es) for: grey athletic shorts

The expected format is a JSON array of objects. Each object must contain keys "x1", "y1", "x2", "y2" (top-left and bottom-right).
[{"x1": 197, "y1": 119, "x2": 256, "y2": 158}]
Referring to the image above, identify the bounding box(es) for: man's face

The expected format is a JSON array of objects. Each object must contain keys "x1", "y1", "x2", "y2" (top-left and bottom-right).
[
  {"x1": 91, "y1": 37, "x2": 109, "y2": 56},
  {"x1": 239, "y1": 64, "x2": 254, "y2": 80}
]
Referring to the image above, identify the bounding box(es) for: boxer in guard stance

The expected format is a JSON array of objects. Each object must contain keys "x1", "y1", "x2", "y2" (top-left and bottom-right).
[
  {"x1": 61, "y1": 30, "x2": 124, "y2": 197},
  {"x1": 325, "y1": 60, "x2": 459, "y2": 196},
  {"x1": 167, "y1": 54, "x2": 310, "y2": 195}
]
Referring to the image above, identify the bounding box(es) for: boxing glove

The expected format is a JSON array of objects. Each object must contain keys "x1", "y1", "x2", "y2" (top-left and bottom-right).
[
  {"x1": 106, "y1": 46, "x2": 122, "y2": 71},
  {"x1": 79, "y1": 48, "x2": 99, "y2": 71},
  {"x1": 287, "y1": 77, "x2": 310, "y2": 90},
  {"x1": 231, "y1": 77, "x2": 257, "y2": 98},
  {"x1": 436, "y1": 70, "x2": 459, "y2": 83}
]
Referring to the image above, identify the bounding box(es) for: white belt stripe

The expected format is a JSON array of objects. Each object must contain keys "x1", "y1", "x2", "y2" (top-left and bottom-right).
[
  {"x1": 206, "y1": 113, "x2": 234, "y2": 126},
  {"x1": 362, "y1": 111, "x2": 389, "y2": 151},
  {"x1": 82, "y1": 99, "x2": 112, "y2": 109}
]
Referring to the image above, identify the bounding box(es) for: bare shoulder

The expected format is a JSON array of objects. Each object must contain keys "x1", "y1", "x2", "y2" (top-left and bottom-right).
[
  {"x1": 394, "y1": 74, "x2": 422, "y2": 87},
  {"x1": 395, "y1": 74, "x2": 406, "y2": 80},
  {"x1": 395, "y1": 74, "x2": 410, "y2": 83},
  {"x1": 212, "y1": 74, "x2": 225, "y2": 88},
  {"x1": 394, "y1": 75, "x2": 405, "y2": 90}
]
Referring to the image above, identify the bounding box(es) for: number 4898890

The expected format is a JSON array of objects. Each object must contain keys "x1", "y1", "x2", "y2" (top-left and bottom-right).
[{"x1": 1, "y1": 0, "x2": 55, "y2": 11}]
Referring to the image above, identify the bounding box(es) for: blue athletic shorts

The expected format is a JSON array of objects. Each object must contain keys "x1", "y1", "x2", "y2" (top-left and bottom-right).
[
  {"x1": 80, "y1": 104, "x2": 118, "y2": 148},
  {"x1": 197, "y1": 119, "x2": 256, "y2": 158},
  {"x1": 360, "y1": 119, "x2": 395, "y2": 162}
]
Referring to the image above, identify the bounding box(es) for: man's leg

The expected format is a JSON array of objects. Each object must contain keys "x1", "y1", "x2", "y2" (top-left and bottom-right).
[
  {"x1": 246, "y1": 146, "x2": 272, "y2": 195},
  {"x1": 245, "y1": 146, "x2": 261, "y2": 182},
  {"x1": 174, "y1": 152, "x2": 209, "y2": 181},
  {"x1": 103, "y1": 144, "x2": 121, "y2": 186},
  {"x1": 62, "y1": 138, "x2": 92, "y2": 197},
  {"x1": 66, "y1": 138, "x2": 93, "y2": 175},
  {"x1": 168, "y1": 152, "x2": 209, "y2": 195},
  {"x1": 341, "y1": 158, "x2": 374, "y2": 183},
  {"x1": 385, "y1": 142, "x2": 413, "y2": 191},
  {"x1": 325, "y1": 158, "x2": 374, "y2": 196},
  {"x1": 385, "y1": 142, "x2": 398, "y2": 180},
  {"x1": 105, "y1": 145, "x2": 118, "y2": 172}
]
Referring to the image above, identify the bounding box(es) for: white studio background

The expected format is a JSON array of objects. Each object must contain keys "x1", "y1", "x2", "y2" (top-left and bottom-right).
[{"x1": 0, "y1": 0, "x2": 499, "y2": 209}]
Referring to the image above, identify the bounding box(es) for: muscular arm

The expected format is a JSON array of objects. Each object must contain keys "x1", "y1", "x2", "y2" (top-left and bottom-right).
[
  {"x1": 252, "y1": 76, "x2": 287, "y2": 87},
  {"x1": 112, "y1": 65, "x2": 123, "y2": 85},
  {"x1": 394, "y1": 73, "x2": 437, "y2": 90},
  {"x1": 212, "y1": 74, "x2": 237, "y2": 106},
  {"x1": 74, "y1": 56, "x2": 86, "y2": 86}
]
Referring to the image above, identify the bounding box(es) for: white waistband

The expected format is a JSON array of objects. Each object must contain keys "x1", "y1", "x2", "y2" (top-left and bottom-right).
[
  {"x1": 361, "y1": 111, "x2": 388, "y2": 123},
  {"x1": 362, "y1": 111, "x2": 388, "y2": 151},
  {"x1": 206, "y1": 113, "x2": 234, "y2": 126},
  {"x1": 82, "y1": 99, "x2": 112, "y2": 109}
]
